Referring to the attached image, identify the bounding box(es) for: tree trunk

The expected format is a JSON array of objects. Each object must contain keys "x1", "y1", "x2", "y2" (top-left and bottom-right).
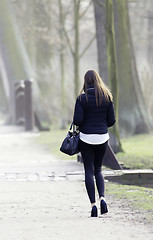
[
  {"x1": 0, "y1": 50, "x2": 9, "y2": 106},
  {"x1": 105, "y1": 0, "x2": 122, "y2": 152},
  {"x1": 58, "y1": 0, "x2": 67, "y2": 129},
  {"x1": 93, "y1": 0, "x2": 108, "y2": 84},
  {"x1": 113, "y1": 0, "x2": 153, "y2": 135},
  {"x1": 0, "y1": 74, "x2": 8, "y2": 112},
  {"x1": 74, "y1": 0, "x2": 80, "y2": 98}
]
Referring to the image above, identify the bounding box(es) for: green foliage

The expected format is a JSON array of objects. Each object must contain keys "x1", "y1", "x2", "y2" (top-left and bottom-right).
[{"x1": 106, "y1": 182, "x2": 153, "y2": 223}]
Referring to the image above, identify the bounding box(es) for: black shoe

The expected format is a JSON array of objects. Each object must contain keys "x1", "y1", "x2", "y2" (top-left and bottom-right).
[
  {"x1": 91, "y1": 205, "x2": 98, "y2": 217},
  {"x1": 100, "y1": 199, "x2": 108, "y2": 214}
]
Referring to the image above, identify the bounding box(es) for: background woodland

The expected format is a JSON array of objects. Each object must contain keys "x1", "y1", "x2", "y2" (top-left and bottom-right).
[{"x1": 0, "y1": 0, "x2": 153, "y2": 152}]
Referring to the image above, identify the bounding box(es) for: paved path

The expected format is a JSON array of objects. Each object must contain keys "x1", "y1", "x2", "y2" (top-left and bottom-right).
[
  {"x1": 0, "y1": 126, "x2": 84, "y2": 180},
  {"x1": 0, "y1": 126, "x2": 153, "y2": 240}
]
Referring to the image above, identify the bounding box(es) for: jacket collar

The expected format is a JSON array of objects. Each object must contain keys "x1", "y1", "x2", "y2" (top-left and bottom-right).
[
  {"x1": 87, "y1": 84, "x2": 94, "y2": 90},
  {"x1": 86, "y1": 84, "x2": 95, "y2": 95}
]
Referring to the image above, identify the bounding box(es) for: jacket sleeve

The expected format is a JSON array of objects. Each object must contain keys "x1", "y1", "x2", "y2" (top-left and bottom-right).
[
  {"x1": 107, "y1": 101, "x2": 116, "y2": 127},
  {"x1": 73, "y1": 98, "x2": 84, "y2": 126}
]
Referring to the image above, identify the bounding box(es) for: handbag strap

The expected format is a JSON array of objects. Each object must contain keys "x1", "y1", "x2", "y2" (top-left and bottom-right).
[{"x1": 69, "y1": 123, "x2": 73, "y2": 130}]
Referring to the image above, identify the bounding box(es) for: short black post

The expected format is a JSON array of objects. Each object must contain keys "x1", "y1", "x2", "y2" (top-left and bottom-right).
[
  {"x1": 24, "y1": 79, "x2": 34, "y2": 131},
  {"x1": 14, "y1": 81, "x2": 25, "y2": 125}
]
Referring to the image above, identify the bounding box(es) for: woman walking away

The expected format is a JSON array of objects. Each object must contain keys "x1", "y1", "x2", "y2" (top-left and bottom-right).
[{"x1": 73, "y1": 69, "x2": 116, "y2": 217}]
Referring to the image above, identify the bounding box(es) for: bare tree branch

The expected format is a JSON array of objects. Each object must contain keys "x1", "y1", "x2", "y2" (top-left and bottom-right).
[
  {"x1": 79, "y1": 0, "x2": 93, "y2": 19},
  {"x1": 131, "y1": 8, "x2": 153, "y2": 20},
  {"x1": 79, "y1": 33, "x2": 96, "y2": 58},
  {"x1": 63, "y1": 26, "x2": 74, "y2": 56},
  {"x1": 78, "y1": 0, "x2": 81, "y2": 8},
  {"x1": 58, "y1": 0, "x2": 74, "y2": 56},
  {"x1": 74, "y1": 0, "x2": 81, "y2": 13}
]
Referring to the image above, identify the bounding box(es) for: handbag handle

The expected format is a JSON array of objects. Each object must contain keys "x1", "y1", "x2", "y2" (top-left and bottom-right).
[
  {"x1": 69, "y1": 123, "x2": 79, "y2": 132},
  {"x1": 69, "y1": 122, "x2": 75, "y2": 132}
]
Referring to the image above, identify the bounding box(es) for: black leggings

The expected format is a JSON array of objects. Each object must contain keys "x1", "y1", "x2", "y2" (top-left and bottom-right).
[{"x1": 79, "y1": 140, "x2": 108, "y2": 204}]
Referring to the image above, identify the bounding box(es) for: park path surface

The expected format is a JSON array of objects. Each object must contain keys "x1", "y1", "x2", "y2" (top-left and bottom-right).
[{"x1": 0, "y1": 125, "x2": 153, "y2": 240}]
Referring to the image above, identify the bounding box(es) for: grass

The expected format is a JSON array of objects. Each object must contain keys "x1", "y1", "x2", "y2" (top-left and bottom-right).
[
  {"x1": 116, "y1": 132, "x2": 153, "y2": 169},
  {"x1": 106, "y1": 182, "x2": 153, "y2": 223},
  {"x1": 36, "y1": 127, "x2": 153, "y2": 169}
]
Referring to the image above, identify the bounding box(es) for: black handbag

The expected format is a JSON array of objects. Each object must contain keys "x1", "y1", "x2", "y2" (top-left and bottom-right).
[{"x1": 60, "y1": 123, "x2": 80, "y2": 156}]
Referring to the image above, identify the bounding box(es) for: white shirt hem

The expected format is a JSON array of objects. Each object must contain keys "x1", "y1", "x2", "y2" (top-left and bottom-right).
[{"x1": 80, "y1": 132, "x2": 109, "y2": 145}]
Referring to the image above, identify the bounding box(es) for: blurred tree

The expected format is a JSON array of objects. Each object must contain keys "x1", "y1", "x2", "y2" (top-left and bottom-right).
[
  {"x1": 0, "y1": 52, "x2": 9, "y2": 111},
  {"x1": 105, "y1": 0, "x2": 122, "y2": 152},
  {"x1": 0, "y1": 0, "x2": 41, "y2": 124},
  {"x1": 33, "y1": 1, "x2": 52, "y2": 67},
  {"x1": 58, "y1": 0, "x2": 67, "y2": 129},
  {"x1": 11, "y1": 0, "x2": 96, "y2": 124},
  {"x1": 12, "y1": 0, "x2": 59, "y2": 123},
  {"x1": 94, "y1": 0, "x2": 122, "y2": 152},
  {"x1": 94, "y1": 0, "x2": 153, "y2": 145},
  {"x1": 93, "y1": 0, "x2": 108, "y2": 85},
  {"x1": 128, "y1": 0, "x2": 153, "y2": 124},
  {"x1": 63, "y1": 0, "x2": 95, "y2": 98},
  {"x1": 0, "y1": 0, "x2": 29, "y2": 123},
  {"x1": 0, "y1": 75, "x2": 8, "y2": 113},
  {"x1": 113, "y1": 0, "x2": 153, "y2": 135},
  {"x1": 73, "y1": 0, "x2": 80, "y2": 98}
]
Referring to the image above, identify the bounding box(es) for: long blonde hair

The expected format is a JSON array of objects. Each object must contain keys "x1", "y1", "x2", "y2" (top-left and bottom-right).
[{"x1": 79, "y1": 70, "x2": 113, "y2": 106}]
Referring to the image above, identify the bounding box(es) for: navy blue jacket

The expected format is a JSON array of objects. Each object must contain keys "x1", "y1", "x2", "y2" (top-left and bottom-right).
[{"x1": 73, "y1": 87, "x2": 116, "y2": 134}]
